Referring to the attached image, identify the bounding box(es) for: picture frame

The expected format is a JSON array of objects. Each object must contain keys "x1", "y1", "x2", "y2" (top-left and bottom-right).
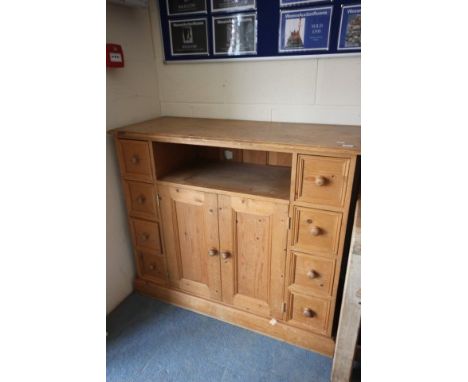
[
  {"x1": 212, "y1": 13, "x2": 257, "y2": 55},
  {"x1": 169, "y1": 18, "x2": 209, "y2": 56},
  {"x1": 211, "y1": 0, "x2": 256, "y2": 13},
  {"x1": 337, "y1": 4, "x2": 361, "y2": 51},
  {"x1": 278, "y1": 6, "x2": 333, "y2": 53},
  {"x1": 166, "y1": 0, "x2": 207, "y2": 16}
]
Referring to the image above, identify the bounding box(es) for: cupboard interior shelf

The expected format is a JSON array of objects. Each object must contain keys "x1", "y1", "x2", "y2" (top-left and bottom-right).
[{"x1": 158, "y1": 161, "x2": 291, "y2": 201}]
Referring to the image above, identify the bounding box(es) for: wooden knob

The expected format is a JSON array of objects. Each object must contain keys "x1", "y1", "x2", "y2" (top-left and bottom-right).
[
  {"x1": 303, "y1": 308, "x2": 314, "y2": 318},
  {"x1": 208, "y1": 248, "x2": 218, "y2": 257},
  {"x1": 309, "y1": 226, "x2": 321, "y2": 236},
  {"x1": 315, "y1": 176, "x2": 326, "y2": 186},
  {"x1": 136, "y1": 195, "x2": 145, "y2": 204},
  {"x1": 307, "y1": 270, "x2": 317, "y2": 279},
  {"x1": 221, "y1": 251, "x2": 231, "y2": 260},
  {"x1": 149, "y1": 264, "x2": 155, "y2": 270},
  {"x1": 131, "y1": 155, "x2": 139, "y2": 164},
  {"x1": 140, "y1": 233, "x2": 149, "y2": 241}
]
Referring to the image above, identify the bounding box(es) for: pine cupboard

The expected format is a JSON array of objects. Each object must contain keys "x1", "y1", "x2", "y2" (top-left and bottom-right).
[{"x1": 110, "y1": 117, "x2": 360, "y2": 356}]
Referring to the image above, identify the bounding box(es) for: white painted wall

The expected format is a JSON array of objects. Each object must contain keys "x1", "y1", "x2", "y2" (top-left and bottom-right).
[
  {"x1": 106, "y1": 3, "x2": 160, "y2": 314},
  {"x1": 149, "y1": 2, "x2": 360, "y2": 126}
]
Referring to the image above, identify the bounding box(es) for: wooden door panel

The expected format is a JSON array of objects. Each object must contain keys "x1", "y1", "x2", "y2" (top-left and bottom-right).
[
  {"x1": 218, "y1": 195, "x2": 288, "y2": 319},
  {"x1": 174, "y1": 201, "x2": 208, "y2": 284},
  {"x1": 235, "y1": 211, "x2": 270, "y2": 302},
  {"x1": 158, "y1": 185, "x2": 222, "y2": 301}
]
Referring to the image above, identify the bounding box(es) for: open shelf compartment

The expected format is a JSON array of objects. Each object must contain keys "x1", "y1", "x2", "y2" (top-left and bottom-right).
[{"x1": 153, "y1": 142, "x2": 292, "y2": 201}]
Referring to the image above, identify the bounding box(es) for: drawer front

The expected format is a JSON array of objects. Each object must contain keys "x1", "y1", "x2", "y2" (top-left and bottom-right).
[
  {"x1": 291, "y1": 207, "x2": 342, "y2": 255},
  {"x1": 289, "y1": 252, "x2": 335, "y2": 297},
  {"x1": 117, "y1": 139, "x2": 153, "y2": 182},
  {"x1": 130, "y1": 218, "x2": 163, "y2": 253},
  {"x1": 295, "y1": 155, "x2": 350, "y2": 208},
  {"x1": 124, "y1": 181, "x2": 157, "y2": 220},
  {"x1": 136, "y1": 250, "x2": 168, "y2": 284},
  {"x1": 288, "y1": 293, "x2": 330, "y2": 334}
]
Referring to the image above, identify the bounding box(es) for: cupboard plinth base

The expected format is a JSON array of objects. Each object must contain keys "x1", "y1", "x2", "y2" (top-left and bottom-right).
[{"x1": 134, "y1": 278, "x2": 335, "y2": 357}]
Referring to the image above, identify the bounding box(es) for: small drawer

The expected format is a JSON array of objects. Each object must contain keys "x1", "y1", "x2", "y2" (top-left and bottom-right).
[
  {"x1": 117, "y1": 139, "x2": 153, "y2": 182},
  {"x1": 124, "y1": 181, "x2": 157, "y2": 220},
  {"x1": 136, "y1": 250, "x2": 168, "y2": 283},
  {"x1": 130, "y1": 218, "x2": 163, "y2": 253},
  {"x1": 291, "y1": 207, "x2": 342, "y2": 256},
  {"x1": 295, "y1": 155, "x2": 350, "y2": 208},
  {"x1": 289, "y1": 252, "x2": 335, "y2": 297},
  {"x1": 288, "y1": 293, "x2": 330, "y2": 334}
]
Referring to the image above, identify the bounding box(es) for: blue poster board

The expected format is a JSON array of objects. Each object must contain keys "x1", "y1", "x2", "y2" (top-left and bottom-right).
[{"x1": 159, "y1": 0, "x2": 361, "y2": 62}]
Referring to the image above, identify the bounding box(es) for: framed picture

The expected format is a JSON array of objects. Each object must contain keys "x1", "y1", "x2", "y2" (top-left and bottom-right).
[
  {"x1": 280, "y1": 0, "x2": 330, "y2": 7},
  {"x1": 213, "y1": 13, "x2": 257, "y2": 55},
  {"x1": 169, "y1": 18, "x2": 209, "y2": 56},
  {"x1": 166, "y1": 0, "x2": 207, "y2": 16},
  {"x1": 211, "y1": 0, "x2": 256, "y2": 13},
  {"x1": 279, "y1": 6, "x2": 333, "y2": 52},
  {"x1": 337, "y1": 4, "x2": 361, "y2": 50}
]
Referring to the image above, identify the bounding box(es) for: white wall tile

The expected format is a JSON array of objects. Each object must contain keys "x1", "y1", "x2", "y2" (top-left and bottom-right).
[
  {"x1": 106, "y1": 60, "x2": 160, "y2": 129},
  {"x1": 160, "y1": 102, "x2": 194, "y2": 117},
  {"x1": 315, "y1": 57, "x2": 361, "y2": 106},
  {"x1": 159, "y1": 59, "x2": 318, "y2": 106},
  {"x1": 161, "y1": 102, "x2": 271, "y2": 121},
  {"x1": 158, "y1": 63, "x2": 227, "y2": 103},
  {"x1": 217, "y1": 60, "x2": 317, "y2": 105},
  {"x1": 272, "y1": 104, "x2": 361, "y2": 125},
  {"x1": 190, "y1": 103, "x2": 272, "y2": 121}
]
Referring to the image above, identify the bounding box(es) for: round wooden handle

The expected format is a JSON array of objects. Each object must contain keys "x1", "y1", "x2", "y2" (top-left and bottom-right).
[
  {"x1": 208, "y1": 248, "x2": 218, "y2": 257},
  {"x1": 221, "y1": 251, "x2": 231, "y2": 260},
  {"x1": 136, "y1": 195, "x2": 145, "y2": 204},
  {"x1": 307, "y1": 270, "x2": 317, "y2": 279},
  {"x1": 149, "y1": 264, "x2": 155, "y2": 270},
  {"x1": 303, "y1": 308, "x2": 314, "y2": 318},
  {"x1": 131, "y1": 155, "x2": 139, "y2": 164},
  {"x1": 309, "y1": 226, "x2": 321, "y2": 236},
  {"x1": 315, "y1": 176, "x2": 326, "y2": 186},
  {"x1": 140, "y1": 233, "x2": 149, "y2": 241}
]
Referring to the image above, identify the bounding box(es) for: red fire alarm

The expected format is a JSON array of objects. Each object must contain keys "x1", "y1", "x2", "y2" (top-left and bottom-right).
[{"x1": 106, "y1": 43, "x2": 124, "y2": 68}]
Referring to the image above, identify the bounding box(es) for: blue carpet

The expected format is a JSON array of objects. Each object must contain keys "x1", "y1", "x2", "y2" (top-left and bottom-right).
[{"x1": 107, "y1": 293, "x2": 332, "y2": 382}]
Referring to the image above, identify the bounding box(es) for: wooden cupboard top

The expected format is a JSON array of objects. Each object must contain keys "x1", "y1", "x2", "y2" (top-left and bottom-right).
[{"x1": 109, "y1": 117, "x2": 361, "y2": 155}]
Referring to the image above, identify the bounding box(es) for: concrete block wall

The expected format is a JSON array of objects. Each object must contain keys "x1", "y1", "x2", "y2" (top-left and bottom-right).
[{"x1": 149, "y1": 2, "x2": 361, "y2": 126}]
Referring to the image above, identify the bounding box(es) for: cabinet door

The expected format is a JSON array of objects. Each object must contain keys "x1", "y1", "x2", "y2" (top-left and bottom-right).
[
  {"x1": 218, "y1": 195, "x2": 289, "y2": 319},
  {"x1": 158, "y1": 185, "x2": 222, "y2": 301}
]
